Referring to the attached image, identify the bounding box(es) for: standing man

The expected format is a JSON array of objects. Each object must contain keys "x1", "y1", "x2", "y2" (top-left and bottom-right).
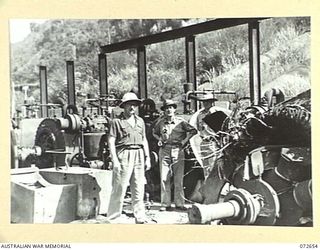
[
  {"x1": 152, "y1": 99, "x2": 197, "y2": 211},
  {"x1": 107, "y1": 92, "x2": 151, "y2": 224},
  {"x1": 196, "y1": 93, "x2": 219, "y2": 179}
]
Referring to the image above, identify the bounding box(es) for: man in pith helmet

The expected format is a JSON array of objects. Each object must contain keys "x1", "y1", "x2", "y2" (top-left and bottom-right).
[{"x1": 107, "y1": 92, "x2": 152, "y2": 224}]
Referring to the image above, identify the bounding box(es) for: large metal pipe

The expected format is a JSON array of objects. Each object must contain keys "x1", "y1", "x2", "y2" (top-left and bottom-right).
[
  {"x1": 188, "y1": 200, "x2": 240, "y2": 224},
  {"x1": 188, "y1": 188, "x2": 263, "y2": 224}
]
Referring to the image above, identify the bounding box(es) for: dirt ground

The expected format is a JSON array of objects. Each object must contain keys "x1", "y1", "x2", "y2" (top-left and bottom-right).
[{"x1": 71, "y1": 199, "x2": 191, "y2": 224}]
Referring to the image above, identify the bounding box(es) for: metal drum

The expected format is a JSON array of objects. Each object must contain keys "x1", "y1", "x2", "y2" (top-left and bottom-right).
[{"x1": 83, "y1": 132, "x2": 105, "y2": 160}]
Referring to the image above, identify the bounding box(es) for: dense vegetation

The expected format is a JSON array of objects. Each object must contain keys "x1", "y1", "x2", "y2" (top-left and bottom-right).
[{"x1": 11, "y1": 17, "x2": 310, "y2": 111}]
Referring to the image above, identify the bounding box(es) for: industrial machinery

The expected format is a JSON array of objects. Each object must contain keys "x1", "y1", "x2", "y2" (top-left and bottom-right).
[
  {"x1": 11, "y1": 18, "x2": 311, "y2": 225},
  {"x1": 188, "y1": 89, "x2": 312, "y2": 226},
  {"x1": 12, "y1": 95, "x2": 119, "y2": 170},
  {"x1": 11, "y1": 94, "x2": 118, "y2": 222}
]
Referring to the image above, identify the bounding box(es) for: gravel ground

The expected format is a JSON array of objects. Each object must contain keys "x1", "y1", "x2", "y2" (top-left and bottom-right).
[{"x1": 71, "y1": 199, "x2": 191, "y2": 224}]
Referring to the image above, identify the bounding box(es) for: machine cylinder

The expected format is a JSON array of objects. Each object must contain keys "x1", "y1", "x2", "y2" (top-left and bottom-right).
[
  {"x1": 57, "y1": 114, "x2": 82, "y2": 133},
  {"x1": 57, "y1": 117, "x2": 70, "y2": 130},
  {"x1": 188, "y1": 200, "x2": 240, "y2": 224}
]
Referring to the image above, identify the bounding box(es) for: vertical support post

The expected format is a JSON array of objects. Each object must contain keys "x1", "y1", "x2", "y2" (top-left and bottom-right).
[
  {"x1": 248, "y1": 21, "x2": 261, "y2": 105},
  {"x1": 99, "y1": 53, "x2": 108, "y2": 115},
  {"x1": 99, "y1": 53, "x2": 108, "y2": 97},
  {"x1": 39, "y1": 66, "x2": 48, "y2": 118},
  {"x1": 137, "y1": 46, "x2": 147, "y2": 99},
  {"x1": 185, "y1": 35, "x2": 197, "y2": 112},
  {"x1": 66, "y1": 61, "x2": 76, "y2": 107}
]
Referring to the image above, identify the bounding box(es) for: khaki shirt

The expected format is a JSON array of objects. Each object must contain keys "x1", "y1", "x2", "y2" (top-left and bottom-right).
[
  {"x1": 153, "y1": 116, "x2": 197, "y2": 145},
  {"x1": 109, "y1": 113, "x2": 145, "y2": 148}
]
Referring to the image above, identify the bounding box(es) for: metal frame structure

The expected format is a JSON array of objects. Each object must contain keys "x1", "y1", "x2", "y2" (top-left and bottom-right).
[
  {"x1": 66, "y1": 61, "x2": 76, "y2": 107},
  {"x1": 39, "y1": 62, "x2": 77, "y2": 118},
  {"x1": 99, "y1": 17, "x2": 268, "y2": 110},
  {"x1": 37, "y1": 18, "x2": 267, "y2": 118},
  {"x1": 39, "y1": 66, "x2": 48, "y2": 117}
]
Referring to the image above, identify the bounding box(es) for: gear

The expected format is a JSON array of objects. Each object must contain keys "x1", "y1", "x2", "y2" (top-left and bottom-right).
[{"x1": 34, "y1": 118, "x2": 66, "y2": 168}]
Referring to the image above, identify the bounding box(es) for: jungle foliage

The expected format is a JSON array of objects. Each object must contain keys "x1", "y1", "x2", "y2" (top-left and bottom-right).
[{"x1": 11, "y1": 17, "x2": 310, "y2": 110}]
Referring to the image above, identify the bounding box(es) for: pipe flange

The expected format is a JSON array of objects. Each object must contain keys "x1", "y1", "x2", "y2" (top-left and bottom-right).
[
  {"x1": 237, "y1": 179, "x2": 280, "y2": 225},
  {"x1": 224, "y1": 188, "x2": 258, "y2": 225},
  {"x1": 65, "y1": 114, "x2": 82, "y2": 132}
]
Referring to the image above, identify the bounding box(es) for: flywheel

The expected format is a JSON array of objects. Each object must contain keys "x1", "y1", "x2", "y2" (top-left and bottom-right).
[{"x1": 34, "y1": 118, "x2": 66, "y2": 168}]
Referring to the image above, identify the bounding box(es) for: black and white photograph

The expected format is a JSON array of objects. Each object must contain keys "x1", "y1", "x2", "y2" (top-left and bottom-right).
[{"x1": 9, "y1": 16, "x2": 312, "y2": 227}]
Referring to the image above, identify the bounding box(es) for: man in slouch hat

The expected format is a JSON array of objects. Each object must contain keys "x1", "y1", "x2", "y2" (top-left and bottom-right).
[{"x1": 152, "y1": 99, "x2": 197, "y2": 211}]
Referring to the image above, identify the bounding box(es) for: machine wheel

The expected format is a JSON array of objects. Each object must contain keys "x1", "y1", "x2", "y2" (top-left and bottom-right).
[
  {"x1": 237, "y1": 179, "x2": 280, "y2": 225},
  {"x1": 34, "y1": 118, "x2": 66, "y2": 168}
]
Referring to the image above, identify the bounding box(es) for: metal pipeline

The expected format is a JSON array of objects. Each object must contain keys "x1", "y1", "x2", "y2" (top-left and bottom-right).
[
  {"x1": 188, "y1": 188, "x2": 263, "y2": 224},
  {"x1": 188, "y1": 200, "x2": 241, "y2": 224}
]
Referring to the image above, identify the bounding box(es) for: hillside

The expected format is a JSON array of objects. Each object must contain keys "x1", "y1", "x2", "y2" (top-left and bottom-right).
[
  {"x1": 199, "y1": 32, "x2": 310, "y2": 99},
  {"x1": 10, "y1": 17, "x2": 311, "y2": 111}
]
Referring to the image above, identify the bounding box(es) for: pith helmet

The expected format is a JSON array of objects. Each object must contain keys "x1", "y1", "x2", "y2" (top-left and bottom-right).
[
  {"x1": 119, "y1": 92, "x2": 142, "y2": 108},
  {"x1": 160, "y1": 99, "x2": 177, "y2": 111}
]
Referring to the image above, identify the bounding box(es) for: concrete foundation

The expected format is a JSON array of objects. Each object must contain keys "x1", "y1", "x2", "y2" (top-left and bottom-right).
[
  {"x1": 39, "y1": 167, "x2": 113, "y2": 218},
  {"x1": 11, "y1": 167, "x2": 77, "y2": 223}
]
